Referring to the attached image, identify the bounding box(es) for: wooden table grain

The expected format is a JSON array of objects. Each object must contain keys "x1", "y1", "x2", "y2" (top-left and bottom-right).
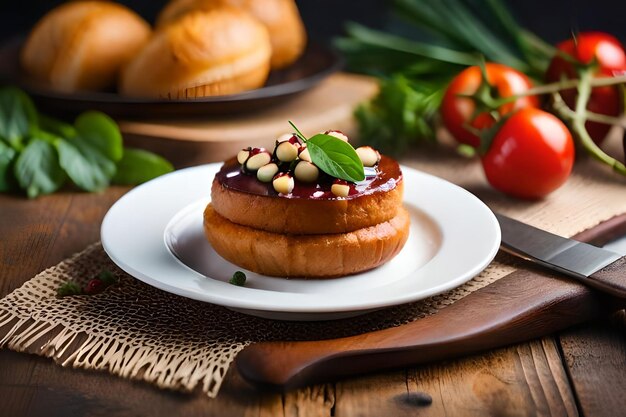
[{"x1": 1, "y1": 189, "x2": 625, "y2": 417}]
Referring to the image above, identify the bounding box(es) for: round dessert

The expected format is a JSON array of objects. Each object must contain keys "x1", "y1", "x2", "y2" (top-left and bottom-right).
[
  {"x1": 156, "y1": 0, "x2": 307, "y2": 69},
  {"x1": 203, "y1": 129, "x2": 410, "y2": 278},
  {"x1": 211, "y1": 138, "x2": 403, "y2": 235},
  {"x1": 20, "y1": 1, "x2": 151, "y2": 93},
  {"x1": 120, "y1": 7, "x2": 271, "y2": 99}
]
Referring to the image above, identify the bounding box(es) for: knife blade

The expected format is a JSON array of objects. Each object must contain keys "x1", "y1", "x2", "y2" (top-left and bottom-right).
[{"x1": 495, "y1": 213, "x2": 626, "y2": 298}]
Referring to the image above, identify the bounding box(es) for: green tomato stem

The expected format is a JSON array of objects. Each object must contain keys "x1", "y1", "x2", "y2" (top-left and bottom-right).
[
  {"x1": 555, "y1": 105, "x2": 626, "y2": 128},
  {"x1": 495, "y1": 74, "x2": 626, "y2": 107},
  {"x1": 553, "y1": 70, "x2": 626, "y2": 176}
]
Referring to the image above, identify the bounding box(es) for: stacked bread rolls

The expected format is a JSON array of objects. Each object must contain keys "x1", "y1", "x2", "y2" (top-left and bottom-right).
[{"x1": 204, "y1": 132, "x2": 410, "y2": 278}]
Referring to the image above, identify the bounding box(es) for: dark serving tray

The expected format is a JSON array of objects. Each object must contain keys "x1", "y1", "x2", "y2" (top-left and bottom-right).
[{"x1": 0, "y1": 37, "x2": 342, "y2": 119}]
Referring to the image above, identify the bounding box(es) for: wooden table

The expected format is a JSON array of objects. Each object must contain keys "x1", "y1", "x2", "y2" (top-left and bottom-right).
[{"x1": 1, "y1": 189, "x2": 625, "y2": 417}]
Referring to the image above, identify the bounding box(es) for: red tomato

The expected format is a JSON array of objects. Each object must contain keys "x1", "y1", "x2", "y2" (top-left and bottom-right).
[
  {"x1": 546, "y1": 32, "x2": 626, "y2": 144},
  {"x1": 441, "y1": 63, "x2": 539, "y2": 147},
  {"x1": 482, "y1": 108, "x2": 575, "y2": 199}
]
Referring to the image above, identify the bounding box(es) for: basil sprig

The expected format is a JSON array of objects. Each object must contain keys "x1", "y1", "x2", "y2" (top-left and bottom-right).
[
  {"x1": 0, "y1": 87, "x2": 173, "y2": 198},
  {"x1": 289, "y1": 121, "x2": 364, "y2": 182}
]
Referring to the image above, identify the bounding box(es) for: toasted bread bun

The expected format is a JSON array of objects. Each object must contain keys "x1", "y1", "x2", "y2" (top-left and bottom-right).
[
  {"x1": 20, "y1": 1, "x2": 150, "y2": 93},
  {"x1": 211, "y1": 175, "x2": 403, "y2": 235},
  {"x1": 120, "y1": 8, "x2": 271, "y2": 98},
  {"x1": 204, "y1": 204, "x2": 410, "y2": 278},
  {"x1": 211, "y1": 155, "x2": 403, "y2": 234},
  {"x1": 157, "y1": 0, "x2": 306, "y2": 69}
]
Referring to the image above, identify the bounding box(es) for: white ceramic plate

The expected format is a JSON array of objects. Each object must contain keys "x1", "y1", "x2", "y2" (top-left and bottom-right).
[{"x1": 101, "y1": 164, "x2": 500, "y2": 321}]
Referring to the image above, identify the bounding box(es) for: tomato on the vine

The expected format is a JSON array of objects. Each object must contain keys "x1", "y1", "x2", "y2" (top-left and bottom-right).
[
  {"x1": 546, "y1": 32, "x2": 626, "y2": 144},
  {"x1": 441, "y1": 63, "x2": 539, "y2": 147},
  {"x1": 481, "y1": 108, "x2": 575, "y2": 200}
]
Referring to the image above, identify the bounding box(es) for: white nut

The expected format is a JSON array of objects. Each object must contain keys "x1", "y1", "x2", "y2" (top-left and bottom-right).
[
  {"x1": 272, "y1": 174, "x2": 294, "y2": 194},
  {"x1": 275, "y1": 141, "x2": 299, "y2": 162},
  {"x1": 294, "y1": 161, "x2": 319, "y2": 183},
  {"x1": 257, "y1": 163, "x2": 279, "y2": 182},
  {"x1": 276, "y1": 133, "x2": 296, "y2": 143},
  {"x1": 325, "y1": 130, "x2": 349, "y2": 142},
  {"x1": 298, "y1": 147, "x2": 312, "y2": 162},
  {"x1": 331, "y1": 182, "x2": 350, "y2": 197},
  {"x1": 356, "y1": 146, "x2": 380, "y2": 167},
  {"x1": 237, "y1": 149, "x2": 250, "y2": 165},
  {"x1": 245, "y1": 151, "x2": 272, "y2": 171}
]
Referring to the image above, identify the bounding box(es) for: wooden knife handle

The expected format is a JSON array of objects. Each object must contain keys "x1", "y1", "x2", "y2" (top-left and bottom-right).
[
  {"x1": 587, "y1": 256, "x2": 626, "y2": 298},
  {"x1": 237, "y1": 269, "x2": 625, "y2": 390}
]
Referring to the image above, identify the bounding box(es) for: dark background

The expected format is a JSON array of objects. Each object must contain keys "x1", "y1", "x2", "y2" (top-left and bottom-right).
[{"x1": 1, "y1": 0, "x2": 625, "y2": 45}]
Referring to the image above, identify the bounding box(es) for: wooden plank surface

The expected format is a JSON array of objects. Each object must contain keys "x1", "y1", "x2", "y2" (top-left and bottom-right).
[
  {"x1": 1, "y1": 189, "x2": 625, "y2": 416},
  {"x1": 119, "y1": 73, "x2": 379, "y2": 168}
]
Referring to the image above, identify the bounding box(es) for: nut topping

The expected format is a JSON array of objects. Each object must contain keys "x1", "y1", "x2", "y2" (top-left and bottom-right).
[
  {"x1": 237, "y1": 148, "x2": 251, "y2": 165},
  {"x1": 275, "y1": 141, "x2": 299, "y2": 162},
  {"x1": 294, "y1": 161, "x2": 319, "y2": 183},
  {"x1": 231, "y1": 127, "x2": 383, "y2": 197},
  {"x1": 325, "y1": 130, "x2": 349, "y2": 142},
  {"x1": 298, "y1": 147, "x2": 312, "y2": 162},
  {"x1": 257, "y1": 163, "x2": 279, "y2": 182},
  {"x1": 356, "y1": 146, "x2": 381, "y2": 167},
  {"x1": 331, "y1": 180, "x2": 350, "y2": 197},
  {"x1": 272, "y1": 172, "x2": 294, "y2": 194},
  {"x1": 276, "y1": 133, "x2": 296, "y2": 143},
  {"x1": 245, "y1": 150, "x2": 272, "y2": 171}
]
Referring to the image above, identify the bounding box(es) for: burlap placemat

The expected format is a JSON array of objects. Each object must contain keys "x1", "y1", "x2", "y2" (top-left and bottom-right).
[{"x1": 1, "y1": 147, "x2": 625, "y2": 398}]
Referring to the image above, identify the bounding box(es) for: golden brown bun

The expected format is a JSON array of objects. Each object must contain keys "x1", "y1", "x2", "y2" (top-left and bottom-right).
[
  {"x1": 204, "y1": 204, "x2": 410, "y2": 278},
  {"x1": 211, "y1": 178, "x2": 403, "y2": 235},
  {"x1": 157, "y1": 0, "x2": 306, "y2": 69},
  {"x1": 120, "y1": 8, "x2": 271, "y2": 98},
  {"x1": 20, "y1": 1, "x2": 150, "y2": 93}
]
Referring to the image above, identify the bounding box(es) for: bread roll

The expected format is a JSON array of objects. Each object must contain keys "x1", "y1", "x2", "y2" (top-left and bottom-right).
[
  {"x1": 157, "y1": 0, "x2": 307, "y2": 69},
  {"x1": 204, "y1": 204, "x2": 411, "y2": 278},
  {"x1": 120, "y1": 8, "x2": 271, "y2": 99},
  {"x1": 211, "y1": 162, "x2": 404, "y2": 235},
  {"x1": 20, "y1": 1, "x2": 150, "y2": 93}
]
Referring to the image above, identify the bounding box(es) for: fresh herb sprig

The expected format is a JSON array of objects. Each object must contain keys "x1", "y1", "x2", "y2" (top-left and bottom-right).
[
  {"x1": 0, "y1": 87, "x2": 173, "y2": 198},
  {"x1": 288, "y1": 121, "x2": 364, "y2": 182},
  {"x1": 335, "y1": 0, "x2": 555, "y2": 154}
]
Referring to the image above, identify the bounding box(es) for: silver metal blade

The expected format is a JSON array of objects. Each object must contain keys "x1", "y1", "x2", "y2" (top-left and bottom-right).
[{"x1": 495, "y1": 213, "x2": 622, "y2": 279}]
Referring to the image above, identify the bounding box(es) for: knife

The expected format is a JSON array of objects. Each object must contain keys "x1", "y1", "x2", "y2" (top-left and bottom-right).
[
  {"x1": 495, "y1": 213, "x2": 626, "y2": 298},
  {"x1": 236, "y1": 215, "x2": 626, "y2": 390}
]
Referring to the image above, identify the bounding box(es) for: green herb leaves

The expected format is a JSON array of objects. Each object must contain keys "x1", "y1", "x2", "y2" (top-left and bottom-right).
[
  {"x1": 15, "y1": 140, "x2": 65, "y2": 198},
  {"x1": 0, "y1": 87, "x2": 173, "y2": 198},
  {"x1": 288, "y1": 121, "x2": 364, "y2": 182},
  {"x1": 306, "y1": 134, "x2": 365, "y2": 182},
  {"x1": 112, "y1": 148, "x2": 173, "y2": 185},
  {"x1": 355, "y1": 76, "x2": 443, "y2": 155},
  {"x1": 0, "y1": 87, "x2": 37, "y2": 150},
  {"x1": 336, "y1": 0, "x2": 556, "y2": 153}
]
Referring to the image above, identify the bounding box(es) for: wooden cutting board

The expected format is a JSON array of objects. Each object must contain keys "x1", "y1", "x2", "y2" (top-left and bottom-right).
[
  {"x1": 236, "y1": 214, "x2": 626, "y2": 391},
  {"x1": 119, "y1": 73, "x2": 378, "y2": 168}
]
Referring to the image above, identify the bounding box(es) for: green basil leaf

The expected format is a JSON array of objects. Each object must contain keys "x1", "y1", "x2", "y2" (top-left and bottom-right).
[
  {"x1": 57, "y1": 138, "x2": 116, "y2": 192},
  {"x1": 113, "y1": 148, "x2": 173, "y2": 185},
  {"x1": 0, "y1": 87, "x2": 37, "y2": 150},
  {"x1": 0, "y1": 140, "x2": 17, "y2": 191},
  {"x1": 14, "y1": 140, "x2": 65, "y2": 198},
  {"x1": 74, "y1": 111, "x2": 122, "y2": 162},
  {"x1": 306, "y1": 134, "x2": 365, "y2": 182},
  {"x1": 40, "y1": 114, "x2": 77, "y2": 139}
]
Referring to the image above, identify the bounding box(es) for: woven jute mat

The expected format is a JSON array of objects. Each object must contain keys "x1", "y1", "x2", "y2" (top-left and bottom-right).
[{"x1": 1, "y1": 146, "x2": 625, "y2": 398}]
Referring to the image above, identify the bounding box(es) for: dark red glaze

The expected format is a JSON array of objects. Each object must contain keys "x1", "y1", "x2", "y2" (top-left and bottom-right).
[{"x1": 215, "y1": 155, "x2": 402, "y2": 200}]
